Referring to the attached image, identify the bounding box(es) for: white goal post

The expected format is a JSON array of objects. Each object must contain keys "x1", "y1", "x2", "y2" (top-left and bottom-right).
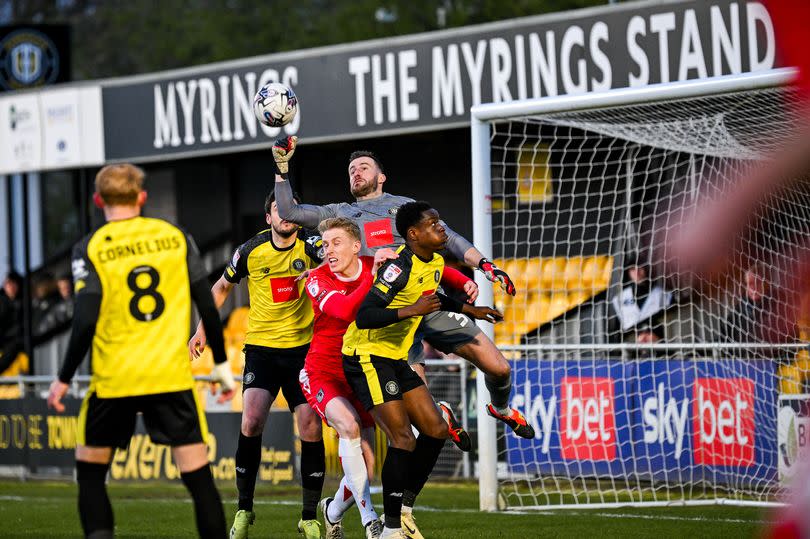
[{"x1": 471, "y1": 68, "x2": 808, "y2": 511}]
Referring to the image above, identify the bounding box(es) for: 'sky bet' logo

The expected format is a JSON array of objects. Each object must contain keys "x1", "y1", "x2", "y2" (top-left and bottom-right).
[
  {"x1": 560, "y1": 377, "x2": 616, "y2": 461},
  {"x1": 692, "y1": 378, "x2": 755, "y2": 466}
]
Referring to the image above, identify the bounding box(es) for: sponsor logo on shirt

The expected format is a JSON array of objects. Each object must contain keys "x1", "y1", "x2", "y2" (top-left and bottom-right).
[
  {"x1": 270, "y1": 276, "x2": 299, "y2": 303},
  {"x1": 364, "y1": 219, "x2": 394, "y2": 248},
  {"x1": 72, "y1": 258, "x2": 88, "y2": 280}
]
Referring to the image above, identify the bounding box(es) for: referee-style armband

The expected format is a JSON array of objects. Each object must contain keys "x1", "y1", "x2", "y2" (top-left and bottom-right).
[{"x1": 437, "y1": 292, "x2": 463, "y2": 314}]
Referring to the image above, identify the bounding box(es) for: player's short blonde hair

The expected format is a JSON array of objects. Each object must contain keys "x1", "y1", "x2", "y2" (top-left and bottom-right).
[
  {"x1": 319, "y1": 217, "x2": 361, "y2": 242},
  {"x1": 95, "y1": 164, "x2": 145, "y2": 205}
]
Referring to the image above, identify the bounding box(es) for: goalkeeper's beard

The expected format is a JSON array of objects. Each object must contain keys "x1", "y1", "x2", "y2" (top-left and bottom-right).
[{"x1": 350, "y1": 176, "x2": 379, "y2": 198}]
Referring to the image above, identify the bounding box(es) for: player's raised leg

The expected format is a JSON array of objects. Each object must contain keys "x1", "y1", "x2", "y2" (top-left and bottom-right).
[
  {"x1": 295, "y1": 402, "x2": 325, "y2": 539},
  {"x1": 231, "y1": 387, "x2": 273, "y2": 539},
  {"x1": 408, "y1": 358, "x2": 471, "y2": 452},
  {"x1": 399, "y1": 384, "x2": 450, "y2": 539},
  {"x1": 454, "y1": 333, "x2": 534, "y2": 439},
  {"x1": 321, "y1": 397, "x2": 380, "y2": 537}
]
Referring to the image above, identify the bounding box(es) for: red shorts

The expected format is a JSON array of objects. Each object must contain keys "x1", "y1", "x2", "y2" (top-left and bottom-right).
[{"x1": 299, "y1": 365, "x2": 375, "y2": 429}]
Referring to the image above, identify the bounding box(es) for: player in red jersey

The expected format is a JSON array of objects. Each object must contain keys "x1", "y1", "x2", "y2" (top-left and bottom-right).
[
  {"x1": 300, "y1": 217, "x2": 389, "y2": 538},
  {"x1": 300, "y1": 217, "x2": 473, "y2": 539}
]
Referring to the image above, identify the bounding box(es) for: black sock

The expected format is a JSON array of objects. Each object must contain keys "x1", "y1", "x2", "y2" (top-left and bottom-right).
[
  {"x1": 235, "y1": 433, "x2": 262, "y2": 511},
  {"x1": 181, "y1": 464, "x2": 227, "y2": 539},
  {"x1": 299, "y1": 439, "x2": 325, "y2": 521},
  {"x1": 403, "y1": 434, "x2": 445, "y2": 505},
  {"x1": 485, "y1": 373, "x2": 512, "y2": 410},
  {"x1": 382, "y1": 447, "x2": 412, "y2": 529},
  {"x1": 76, "y1": 460, "x2": 113, "y2": 539}
]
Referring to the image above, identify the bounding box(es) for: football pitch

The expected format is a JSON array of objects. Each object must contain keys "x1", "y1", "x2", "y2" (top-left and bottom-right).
[{"x1": 0, "y1": 480, "x2": 773, "y2": 538}]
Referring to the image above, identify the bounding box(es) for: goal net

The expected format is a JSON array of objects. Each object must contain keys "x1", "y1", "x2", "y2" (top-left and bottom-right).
[{"x1": 470, "y1": 69, "x2": 810, "y2": 510}]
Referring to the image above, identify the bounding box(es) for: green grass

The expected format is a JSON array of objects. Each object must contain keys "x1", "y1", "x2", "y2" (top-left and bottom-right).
[{"x1": 0, "y1": 480, "x2": 774, "y2": 538}]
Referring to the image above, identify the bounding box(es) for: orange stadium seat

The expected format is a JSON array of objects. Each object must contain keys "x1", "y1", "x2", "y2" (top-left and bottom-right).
[
  {"x1": 543, "y1": 258, "x2": 567, "y2": 290},
  {"x1": 522, "y1": 259, "x2": 543, "y2": 292},
  {"x1": 0, "y1": 353, "x2": 29, "y2": 399},
  {"x1": 564, "y1": 256, "x2": 584, "y2": 290}
]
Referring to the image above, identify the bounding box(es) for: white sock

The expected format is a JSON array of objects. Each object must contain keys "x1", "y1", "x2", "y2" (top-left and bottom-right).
[
  {"x1": 327, "y1": 476, "x2": 355, "y2": 523},
  {"x1": 494, "y1": 404, "x2": 511, "y2": 416},
  {"x1": 338, "y1": 437, "x2": 378, "y2": 526}
]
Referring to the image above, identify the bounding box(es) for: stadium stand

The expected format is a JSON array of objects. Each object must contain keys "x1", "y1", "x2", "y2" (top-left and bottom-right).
[{"x1": 492, "y1": 256, "x2": 613, "y2": 347}]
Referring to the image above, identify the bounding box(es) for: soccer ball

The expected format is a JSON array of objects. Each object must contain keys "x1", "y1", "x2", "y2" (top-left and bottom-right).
[{"x1": 253, "y1": 82, "x2": 298, "y2": 127}]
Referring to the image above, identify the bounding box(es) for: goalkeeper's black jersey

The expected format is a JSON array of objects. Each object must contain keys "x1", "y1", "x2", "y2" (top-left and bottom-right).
[{"x1": 71, "y1": 216, "x2": 206, "y2": 397}]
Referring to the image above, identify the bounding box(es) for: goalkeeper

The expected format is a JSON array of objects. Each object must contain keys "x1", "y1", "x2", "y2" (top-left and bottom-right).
[
  {"x1": 271, "y1": 138, "x2": 534, "y2": 444},
  {"x1": 46, "y1": 164, "x2": 235, "y2": 539}
]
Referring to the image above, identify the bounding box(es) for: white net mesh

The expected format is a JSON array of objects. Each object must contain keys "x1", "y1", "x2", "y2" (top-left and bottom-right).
[{"x1": 484, "y1": 78, "x2": 810, "y2": 508}]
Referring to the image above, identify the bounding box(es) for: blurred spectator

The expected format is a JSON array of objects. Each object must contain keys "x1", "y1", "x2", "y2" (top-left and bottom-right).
[
  {"x1": 610, "y1": 260, "x2": 673, "y2": 358},
  {"x1": 0, "y1": 271, "x2": 23, "y2": 374},
  {"x1": 715, "y1": 262, "x2": 796, "y2": 360},
  {"x1": 31, "y1": 273, "x2": 62, "y2": 336},
  {"x1": 36, "y1": 272, "x2": 75, "y2": 336},
  {"x1": 719, "y1": 262, "x2": 769, "y2": 344}
]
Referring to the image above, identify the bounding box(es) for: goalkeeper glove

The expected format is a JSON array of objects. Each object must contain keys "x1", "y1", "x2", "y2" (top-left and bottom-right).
[
  {"x1": 272, "y1": 135, "x2": 298, "y2": 176},
  {"x1": 211, "y1": 361, "x2": 236, "y2": 394},
  {"x1": 478, "y1": 258, "x2": 516, "y2": 296}
]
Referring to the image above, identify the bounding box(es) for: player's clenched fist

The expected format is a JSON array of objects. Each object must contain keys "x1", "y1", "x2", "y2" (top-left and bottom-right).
[
  {"x1": 272, "y1": 135, "x2": 298, "y2": 175},
  {"x1": 478, "y1": 258, "x2": 516, "y2": 296}
]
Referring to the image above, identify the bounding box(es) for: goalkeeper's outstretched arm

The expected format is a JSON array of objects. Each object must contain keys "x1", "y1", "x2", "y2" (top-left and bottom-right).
[{"x1": 274, "y1": 175, "x2": 337, "y2": 229}]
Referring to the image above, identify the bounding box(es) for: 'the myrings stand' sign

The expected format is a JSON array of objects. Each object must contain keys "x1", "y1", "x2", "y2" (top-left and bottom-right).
[{"x1": 100, "y1": 0, "x2": 780, "y2": 162}]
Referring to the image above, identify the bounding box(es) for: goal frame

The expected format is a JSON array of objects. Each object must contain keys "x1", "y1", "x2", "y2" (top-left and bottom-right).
[{"x1": 470, "y1": 67, "x2": 797, "y2": 512}]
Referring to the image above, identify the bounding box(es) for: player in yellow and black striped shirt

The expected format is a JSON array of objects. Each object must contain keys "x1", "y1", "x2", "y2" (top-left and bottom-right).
[
  {"x1": 46, "y1": 164, "x2": 235, "y2": 539},
  {"x1": 187, "y1": 191, "x2": 325, "y2": 539},
  {"x1": 343, "y1": 201, "x2": 502, "y2": 538}
]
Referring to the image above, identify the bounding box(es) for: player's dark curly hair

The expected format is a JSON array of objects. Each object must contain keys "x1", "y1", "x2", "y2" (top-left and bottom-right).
[
  {"x1": 265, "y1": 190, "x2": 301, "y2": 214},
  {"x1": 349, "y1": 150, "x2": 384, "y2": 173},
  {"x1": 395, "y1": 200, "x2": 433, "y2": 240}
]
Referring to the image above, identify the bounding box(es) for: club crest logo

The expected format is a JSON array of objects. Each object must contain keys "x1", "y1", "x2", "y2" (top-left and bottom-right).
[
  {"x1": 243, "y1": 372, "x2": 255, "y2": 385},
  {"x1": 385, "y1": 381, "x2": 399, "y2": 395},
  {"x1": 434, "y1": 270, "x2": 440, "y2": 283},
  {"x1": 316, "y1": 389, "x2": 325, "y2": 403},
  {"x1": 0, "y1": 29, "x2": 60, "y2": 90},
  {"x1": 307, "y1": 280, "x2": 319, "y2": 297},
  {"x1": 292, "y1": 258, "x2": 305, "y2": 271}
]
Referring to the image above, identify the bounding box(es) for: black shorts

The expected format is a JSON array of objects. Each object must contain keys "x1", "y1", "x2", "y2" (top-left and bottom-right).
[
  {"x1": 342, "y1": 353, "x2": 425, "y2": 411},
  {"x1": 242, "y1": 343, "x2": 308, "y2": 412},
  {"x1": 78, "y1": 389, "x2": 207, "y2": 449}
]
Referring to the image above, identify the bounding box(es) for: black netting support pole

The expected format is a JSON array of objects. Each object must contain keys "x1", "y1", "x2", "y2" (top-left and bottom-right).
[{"x1": 21, "y1": 173, "x2": 33, "y2": 376}]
